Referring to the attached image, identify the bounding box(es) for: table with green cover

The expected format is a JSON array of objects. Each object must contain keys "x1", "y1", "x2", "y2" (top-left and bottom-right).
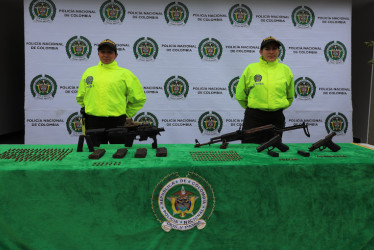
[{"x1": 0, "y1": 143, "x2": 374, "y2": 250}]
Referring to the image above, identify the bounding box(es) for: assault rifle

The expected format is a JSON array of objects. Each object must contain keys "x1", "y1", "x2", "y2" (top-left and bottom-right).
[
  {"x1": 308, "y1": 132, "x2": 340, "y2": 152},
  {"x1": 107, "y1": 124, "x2": 165, "y2": 149},
  {"x1": 194, "y1": 122, "x2": 310, "y2": 149},
  {"x1": 77, "y1": 118, "x2": 165, "y2": 151}
]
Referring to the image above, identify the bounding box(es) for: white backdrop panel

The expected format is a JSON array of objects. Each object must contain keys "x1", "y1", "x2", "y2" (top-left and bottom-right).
[{"x1": 24, "y1": 0, "x2": 352, "y2": 144}]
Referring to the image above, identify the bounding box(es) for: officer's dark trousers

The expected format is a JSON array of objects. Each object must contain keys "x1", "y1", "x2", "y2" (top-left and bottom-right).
[
  {"x1": 85, "y1": 114, "x2": 127, "y2": 130},
  {"x1": 242, "y1": 108, "x2": 285, "y2": 144}
]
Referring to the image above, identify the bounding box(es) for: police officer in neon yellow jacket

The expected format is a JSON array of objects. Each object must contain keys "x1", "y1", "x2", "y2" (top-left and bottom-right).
[
  {"x1": 76, "y1": 39, "x2": 146, "y2": 130},
  {"x1": 236, "y1": 36, "x2": 294, "y2": 143}
]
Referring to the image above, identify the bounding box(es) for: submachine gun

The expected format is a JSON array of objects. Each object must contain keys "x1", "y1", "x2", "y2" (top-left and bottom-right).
[
  {"x1": 195, "y1": 122, "x2": 310, "y2": 153},
  {"x1": 77, "y1": 118, "x2": 165, "y2": 152}
]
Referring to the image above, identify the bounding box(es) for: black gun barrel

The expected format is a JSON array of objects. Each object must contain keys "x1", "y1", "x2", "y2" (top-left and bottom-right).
[{"x1": 194, "y1": 130, "x2": 243, "y2": 148}]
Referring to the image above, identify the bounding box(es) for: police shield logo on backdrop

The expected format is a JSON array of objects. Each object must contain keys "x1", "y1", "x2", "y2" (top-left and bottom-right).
[
  {"x1": 278, "y1": 41, "x2": 286, "y2": 62},
  {"x1": 100, "y1": 0, "x2": 126, "y2": 24},
  {"x1": 324, "y1": 41, "x2": 347, "y2": 64},
  {"x1": 164, "y1": 2, "x2": 189, "y2": 25},
  {"x1": 292, "y1": 6, "x2": 315, "y2": 28},
  {"x1": 152, "y1": 172, "x2": 215, "y2": 232},
  {"x1": 228, "y1": 76, "x2": 239, "y2": 99},
  {"x1": 66, "y1": 112, "x2": 82, "y2": 136},
  {"x1": 66, "y1": 36, "x2": 92, "y2": 61},
  {"x1": 134, "y1": 112, "x2": 159, "y2": 127},
  {"x1": 164, "y1": 76, "x2": 189, "y2": 100},
  {"x1": 29, "y1": 0, "x2": 56, "y2": 22},
  {"x1": 325, "y1": 112, "x2": 348, "y2": 135},
  {"x1": 229, "y1": 4, "x2": 252, "y2": 27},
  {"x1": 133, "y1": 37, "x2": 159, "y2": 61},
  {"x1": 198, "y1": 38, "x2": 223, "y2": 61},
  {"x1": 30, "y1": 74, "x2": 57, "y2": 100},
  {"x1": 294, "y1": 77, "x2": 316, "y2": 100},
  {"x1": 198, "y1": 111, "x2": 223, "y2": 135}
]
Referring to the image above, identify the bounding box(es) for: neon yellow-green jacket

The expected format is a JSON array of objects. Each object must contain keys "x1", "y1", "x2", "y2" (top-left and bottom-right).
[
  {"x1": 236, "y1": 57, "x2": 294, "y2": 111},
  {"x1": 76, "y1": 61, "x2": 146, "y2": 117}
]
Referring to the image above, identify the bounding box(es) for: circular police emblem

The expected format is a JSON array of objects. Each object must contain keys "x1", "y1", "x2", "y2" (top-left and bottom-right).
[
  {"x1": 152, "y1": 172, "x2": 215, "y2": 232},
  {"x1": 228, "y1": 76, "x2": 239, "y2": 99},
  {"x1": 198, "y1": 111, "x2": 223, "y2": 135},
  {"x1": 100, "y1": 0, "x2": 126, "y2": 24},
  {"x1": 66, "y1": 36, "x2": 92, "y2": 61},
  {"x1": 66, "y1": 112, "x2": 82, "y2": 136},
  {"x1": 164, "y1": 76, "x2": 189, "y2": 100},
  {"x1": 134, "y1": 112, "x2": 159, "y2": 127},
  {"x1": 229, "y1": 4, "x2": 252, "y2": 27},
  {"x1": 164, "y1": 2, "x2": 189, "y2": 25},
  {"x1": 278, "y1": 41, "x2": 286, "y2": 62},
  {"x1": 325, "y1": 112, "x2": 348, "y2": 135},
  {"x1": 86, "y1": 76, "x2": 93, "y2": 85},
  {"x1": 324, "y1": 41, "x2": 347, "y2": 64},
  {"x1": 294, "y1": 77, "x2": 316, "y2": 100},
  {"x1": 292, "y1": 6, "x2": 315, "y2": 28},
  {"x1": 29, "y1": 0, "x2": 56, "y2": 22},
  {"x1": 198, "y1": 38, "x2": 223, "y2": 61},
  {"x1": 254, "y1": 74, "x2": 262, "y2": 82},
  {"x1": 30, "y1": 74, "x2": 57, "y2": 100},
  {"x1": 133, "y1": 37, "x2": 159, "y2": 61}
]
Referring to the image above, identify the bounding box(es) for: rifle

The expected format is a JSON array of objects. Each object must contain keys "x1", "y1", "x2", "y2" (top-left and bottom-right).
[
  {"x1": 256, "y1": 123, "x2": 310, "y2": 154},
  {"x1": 308, "y1": 132, "x2": 340, "y2": 152},
  {"x1": 195, "y1": 122, "x2": 310, "y2": 149},
  {"x1": 77, "y1": 118, "x2": 165, "y2": 151},
  {"x1": 108, "y1": 124, "x2": 165, "y2": 149}
]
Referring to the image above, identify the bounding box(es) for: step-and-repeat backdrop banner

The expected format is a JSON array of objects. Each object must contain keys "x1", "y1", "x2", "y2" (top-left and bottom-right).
[{"x1": 24, "y1": 0, "x2": 352, "y2": 144}]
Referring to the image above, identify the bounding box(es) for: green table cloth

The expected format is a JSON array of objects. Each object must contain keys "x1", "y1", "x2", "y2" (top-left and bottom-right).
[{"x1": 0, "y1": 143, "x2": 373, "y2": 249}]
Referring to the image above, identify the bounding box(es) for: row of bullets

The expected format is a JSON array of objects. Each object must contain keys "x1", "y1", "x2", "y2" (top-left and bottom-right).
[
  {"x1": 190, "y1": 151, "x2": 242, "y2": 161},
  {"x1": 0, "y1": 148, "x2": 73, "y2": 162},
  {"x1": 317, "y1": 155, "x2": 347, "y2": 158},
  {"x1": 92, "y1": 162, "x2": 122, "y2": 166}
]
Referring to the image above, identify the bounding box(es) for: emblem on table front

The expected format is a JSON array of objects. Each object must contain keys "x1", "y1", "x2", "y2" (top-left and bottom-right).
[{"x1": 152, "y1": 172, "x2": 215, "y2": 232}]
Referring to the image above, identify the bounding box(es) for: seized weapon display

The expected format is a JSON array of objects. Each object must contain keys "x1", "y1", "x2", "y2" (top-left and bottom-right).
[
  {"x1": 308, "y1": 132, "x2": 341, "y2": 152},
  {"x1": 195, "y1": 122, "x2": 310, "y2": 149},
  {"x1": 77, "y1": 118, "x2": 165, "y2": 151},
  {"x1": 256, "y1": 123, "x2": 310, "y2": 155}
]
